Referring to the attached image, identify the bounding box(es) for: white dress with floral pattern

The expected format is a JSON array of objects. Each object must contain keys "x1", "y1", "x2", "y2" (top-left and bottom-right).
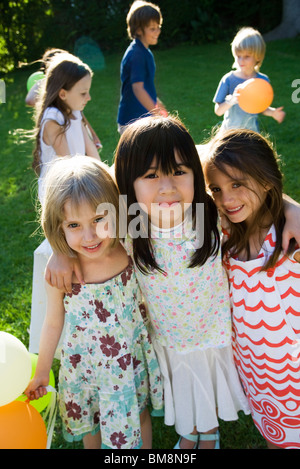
[{"x1": 124, "y1": 222, "x2": 250, "y2": 435}]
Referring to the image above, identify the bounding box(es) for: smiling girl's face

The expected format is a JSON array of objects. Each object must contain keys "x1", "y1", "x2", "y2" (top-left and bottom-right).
[
  {"x1": 133, "y1": 151, "x2": 194, "y2": 229},
  {"x1": 205, "y1": 163, "x2": 268, "y2": 226},
  {"x1": 61, "y1": 199, "x2": 113, "y2": 261}
]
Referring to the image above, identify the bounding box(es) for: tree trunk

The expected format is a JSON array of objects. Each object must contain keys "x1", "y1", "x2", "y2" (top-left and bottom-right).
[{"x1": 263, "y1": 0, "x2": 300, "y2": 41}]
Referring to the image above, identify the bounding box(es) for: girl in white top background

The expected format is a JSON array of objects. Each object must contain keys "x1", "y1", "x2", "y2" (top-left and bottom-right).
[
  {"x1": 25, "y1": 48, "x2": 102, "y2": 155},
  {"x1": 29, "y1": 52, "x2": 100, "y2": 355},
  {"x1": 32, "y1": 51, "x2": 100, "y2": 203}
]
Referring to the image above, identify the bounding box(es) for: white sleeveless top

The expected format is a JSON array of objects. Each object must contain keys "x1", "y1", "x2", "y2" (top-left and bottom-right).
[{"x1": 38, "y1": 107, "x2": 85, "y2": 203}]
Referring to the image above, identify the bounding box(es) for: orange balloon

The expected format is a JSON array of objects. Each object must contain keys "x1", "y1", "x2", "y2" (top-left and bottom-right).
[
  {"x1": 0, "y1": 400, "x2": 47, "y2": 449},
  {"x1": 238, "y1": 78, "x2": 273, "y2": 114}
]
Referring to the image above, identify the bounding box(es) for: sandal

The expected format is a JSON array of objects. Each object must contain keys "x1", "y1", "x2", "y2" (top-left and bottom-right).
[
  {"x1": 174, "y1": 433, "x2": 199, "y2": 449},
  {"x1": 198, "y1": 430, "x2": 220, "y2": 449}
]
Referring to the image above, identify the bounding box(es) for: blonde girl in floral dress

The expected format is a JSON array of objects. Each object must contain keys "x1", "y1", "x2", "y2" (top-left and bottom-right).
[{"x1": 25, "y1": 155, "x2": 163, "y2": 449}]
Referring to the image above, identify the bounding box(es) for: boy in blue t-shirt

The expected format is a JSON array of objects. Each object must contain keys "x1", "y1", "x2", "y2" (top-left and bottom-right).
[{"x1": 117, "y1": 1, "x2": 167, "y2": 134}]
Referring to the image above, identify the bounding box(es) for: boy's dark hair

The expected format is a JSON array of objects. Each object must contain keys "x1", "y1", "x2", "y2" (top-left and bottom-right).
[
  {"x1": 114, "y1": 114, "x2": 220, "y2": 275},
  {"x1": 126, "y1": 1, "x2": 162, "y2": 39}
]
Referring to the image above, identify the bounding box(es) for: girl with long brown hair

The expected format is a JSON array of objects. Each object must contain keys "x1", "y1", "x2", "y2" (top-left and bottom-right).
[
  {"x1": 203, "y1": 129, "x2": 300, "y2": 448},
  {"x1": 32, "y1": 51, "x2": 99, "y2": 203}
]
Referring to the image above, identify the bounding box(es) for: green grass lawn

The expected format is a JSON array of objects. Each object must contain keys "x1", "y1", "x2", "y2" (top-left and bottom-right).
[{"x1": 0, "y1": 38, "x2": 299, "y2": 449}]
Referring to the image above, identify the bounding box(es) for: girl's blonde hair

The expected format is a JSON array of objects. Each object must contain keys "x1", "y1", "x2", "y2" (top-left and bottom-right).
[
  {"x1": 32, "y1": 53, "x2": 92, "y2": 176},
  {"x1": 41, "y1": 155, "x2": 120, "y2": 257},
  {"x1": 231, "y1": 27, "x2": 266, "y2": 71},
  {"x1": 126, "y1": 1, "x2": 162, "y2": 39}
]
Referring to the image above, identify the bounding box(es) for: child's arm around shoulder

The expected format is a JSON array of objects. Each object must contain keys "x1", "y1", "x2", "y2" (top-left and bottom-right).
[{"x1": 25, "y1": 283, "x2": 65, "y2": 400}]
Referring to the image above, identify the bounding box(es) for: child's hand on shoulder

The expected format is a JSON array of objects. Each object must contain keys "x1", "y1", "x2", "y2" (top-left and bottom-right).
[
  {"x1": 272, "y1": 106, "x2": 285, "y2": 123},
  {"x1": 45, "y1": 252, "x2": 84, "y2": 293}
]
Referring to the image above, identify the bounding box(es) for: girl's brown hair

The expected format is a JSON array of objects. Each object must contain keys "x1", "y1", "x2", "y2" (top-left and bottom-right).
[
  {"x1": 126, "y1": 1, "x2": 162, "y2": 39},
  {"x1": 32, "y1": 53, "x2": 92, "y2": 175},
  {"x1": 203, "y1": 129, "x2": 289, "y2": 270}
]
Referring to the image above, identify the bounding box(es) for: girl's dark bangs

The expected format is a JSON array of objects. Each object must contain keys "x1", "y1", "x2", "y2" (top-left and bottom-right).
[
  {"x1": 145, "y1": 126, "x2": 192, "y2": 175},
  {"x1": 155, "y1": 146, "x2": 181, "y2": 174}
]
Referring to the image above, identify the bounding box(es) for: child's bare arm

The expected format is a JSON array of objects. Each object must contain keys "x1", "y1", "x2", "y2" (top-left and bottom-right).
[
  {"x1": 43, "y1": 120, "x2": 70, "y2": 155},
  {"x1": 262, "y1": 106, "x2": 285, "y2": 123},
  {"x1": 25, "y1": 284, "x2": 65, "y2": 400}
]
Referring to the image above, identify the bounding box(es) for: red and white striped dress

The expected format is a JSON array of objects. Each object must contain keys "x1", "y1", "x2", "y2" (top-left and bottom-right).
[{"x1": 225, "y1": 226, "x2": 300, "y2": 448}]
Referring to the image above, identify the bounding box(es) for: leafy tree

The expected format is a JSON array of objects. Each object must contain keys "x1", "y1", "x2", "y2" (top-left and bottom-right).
[
  {"x1": 0, "y1": 0, "x2": 55, "y2": 72},
  {"x1": 0, "y1": 0, "x2": 283, "y2": 74}
]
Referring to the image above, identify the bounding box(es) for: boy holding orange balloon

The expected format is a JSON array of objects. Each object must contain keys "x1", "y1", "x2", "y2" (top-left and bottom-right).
[{"x1": 213, "y1": 27, "x2": 285, "y2": 132}]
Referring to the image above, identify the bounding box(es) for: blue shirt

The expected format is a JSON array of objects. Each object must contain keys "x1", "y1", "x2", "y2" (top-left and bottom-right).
[
  {"x1": 117, "y1": 39, "x2": 157, "y2": 126},
  {"x1": 213, "y1": 71, "x2": 270, "y2": 132}
]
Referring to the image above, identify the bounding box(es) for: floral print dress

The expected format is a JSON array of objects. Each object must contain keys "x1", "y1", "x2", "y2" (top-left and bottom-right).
[{"x1": 59, "y1": 260, "x2": 163, "y2": 449}]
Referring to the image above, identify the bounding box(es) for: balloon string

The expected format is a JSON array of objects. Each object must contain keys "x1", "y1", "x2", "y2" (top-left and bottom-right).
[{"x1": 43, "y1": 386, "x2": 57, "y2": 449}]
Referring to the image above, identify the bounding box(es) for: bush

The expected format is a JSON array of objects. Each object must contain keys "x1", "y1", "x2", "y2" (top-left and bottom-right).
[{"x1": 0, "y1": 0, "x2": 282, "y2": 74}]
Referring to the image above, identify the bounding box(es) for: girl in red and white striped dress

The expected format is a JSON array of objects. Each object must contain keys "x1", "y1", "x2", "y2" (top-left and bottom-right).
[{"x1": 203, "y1": 129, "x2": 300, "y2": 449}]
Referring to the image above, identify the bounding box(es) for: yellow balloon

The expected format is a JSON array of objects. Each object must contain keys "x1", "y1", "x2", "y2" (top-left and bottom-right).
[
  {"x1": 0, "y1": 332, "x2": 32, "y2": 407},
  {"x1": 17, "y1": 353, "x2": 55, "y2": 413}
]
